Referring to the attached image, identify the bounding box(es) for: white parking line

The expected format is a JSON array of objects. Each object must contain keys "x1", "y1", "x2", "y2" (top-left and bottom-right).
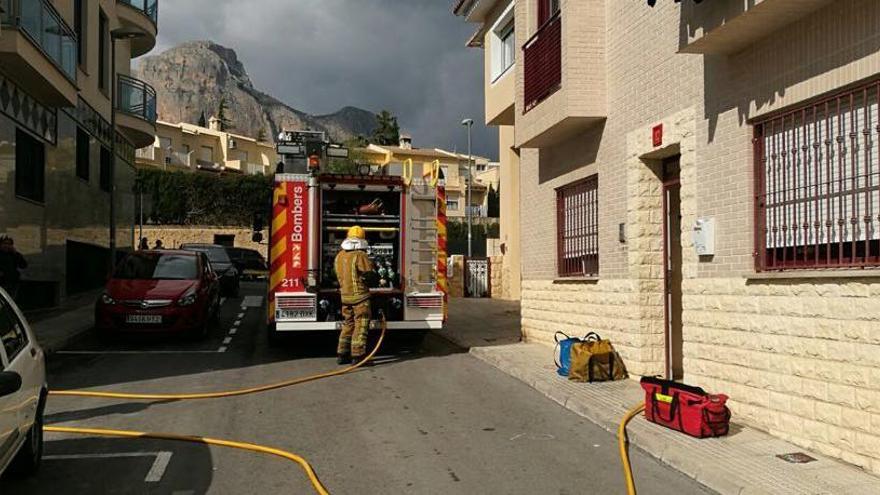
[
  {"x1": 44, "y1": 452, "x2": 173, "y2": 483},
  {"x1": 242, "y1": 296, "x2": 263, "y2": 307}
]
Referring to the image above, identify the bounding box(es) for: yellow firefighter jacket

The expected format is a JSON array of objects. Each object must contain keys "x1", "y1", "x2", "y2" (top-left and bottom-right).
[{"x1": 334, "y1": 248, "x2": 373, "y2": 305}]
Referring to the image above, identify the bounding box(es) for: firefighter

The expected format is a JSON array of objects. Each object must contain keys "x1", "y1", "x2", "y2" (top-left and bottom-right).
[{"x1": 334, "y1": 225, "x2": 374, "y2": 365}]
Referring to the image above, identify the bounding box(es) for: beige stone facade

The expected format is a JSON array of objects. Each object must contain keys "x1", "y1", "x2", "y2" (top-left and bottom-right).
[
  {"x1": 137, "y1": 226, "x2": 268, "y2": 253},
  {"x1": 135, "y1": 119, "x2": 277, "y2": 176},
  {"x1": 0, "y1": 0, "x2": 158, "y2": 304},
  {"x1": 458, "y1": 0, "x2": 880, "y2": 475}
]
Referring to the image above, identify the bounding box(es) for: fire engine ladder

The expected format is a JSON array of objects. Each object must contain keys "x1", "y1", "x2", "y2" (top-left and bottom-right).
[{"x1": 408, "y1": 178, "x2": 439, "y2": 291}]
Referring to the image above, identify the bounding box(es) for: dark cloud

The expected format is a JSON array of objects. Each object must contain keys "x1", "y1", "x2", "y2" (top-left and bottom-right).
[{"x1": 153, "y1": 0, "x2": 497, "y2": 159}]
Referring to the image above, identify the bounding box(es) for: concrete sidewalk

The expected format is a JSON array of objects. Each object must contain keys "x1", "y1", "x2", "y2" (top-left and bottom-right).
[
  {"x1": 25, "y1": 291, "x2": 98, "y2": 353},
  {"x1": 446, "y1": 298, "x2": 880, "y2": 495}
]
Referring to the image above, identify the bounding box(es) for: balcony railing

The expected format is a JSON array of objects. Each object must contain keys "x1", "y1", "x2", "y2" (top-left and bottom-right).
[
  {"x1": 0, "y1": 0, "x2": 77, "y2": 82},
  {"x1": 523, "y1": 11, "x2": 561, "y2": 112},
  {"x1": 117, "y1": 0, "x2": 159, "y2": 25},
  {"x1": 117, "y1": 74, "x2": 157, "y2": 124},
  {"x1": 466, "y1": 205, "x2": 486, "y2": 218}
]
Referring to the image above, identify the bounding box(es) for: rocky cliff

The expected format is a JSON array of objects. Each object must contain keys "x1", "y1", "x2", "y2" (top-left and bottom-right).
[{"x1": 133, "y1": 41, "x2": 377, "y2": 142}]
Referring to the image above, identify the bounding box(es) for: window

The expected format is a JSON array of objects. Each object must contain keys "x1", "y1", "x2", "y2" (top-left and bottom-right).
[
  {"x1": 556, "y1": 176, "x2": 599, "y2": 277},
  {"x1": 15, "y1": 129, "x2": 45, "y2": 203},
  {"x1": 76, "y1": 127, "x2": 90, "y2": 180},
  {"x1": 447, "y1": 199, "x2": 460, "y2": 211},
  {"x1": 100, "y1": 146, "x2": 111, "y2": 192},
  {"x1": 159, "y1": 136, "x2": 172, "y2": 150},
  {"x1": 200, "y1": 146, "x2": 214, "y2": 162},
  {"x1": 490, "y1": 5, "x2": 516, "y2": 82},
  {"x1": 754, "y1": 80, "x2": 880, "y2": 271},
  {"x1": 98, "y1": 9, "x2": 108, "y2": 92},
  {"x1": 74, "y1": 0, "x2": 87, "y2": 68},
  {"x1": 0, "y1": 297, "x2": 28, "y2": 364},
  {"x1": 538, "y1": 0, "x2": 560, "y2": 26}
]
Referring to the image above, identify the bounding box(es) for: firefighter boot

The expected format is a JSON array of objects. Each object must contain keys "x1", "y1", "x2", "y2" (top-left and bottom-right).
[{"x1": 337, "y1": 354, "x2": 352, "y2": 365}]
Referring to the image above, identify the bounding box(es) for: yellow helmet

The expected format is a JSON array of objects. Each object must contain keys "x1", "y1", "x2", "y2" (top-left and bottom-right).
[{"x1": 347, "y1": 225, "x2": 366, "y2": 240}]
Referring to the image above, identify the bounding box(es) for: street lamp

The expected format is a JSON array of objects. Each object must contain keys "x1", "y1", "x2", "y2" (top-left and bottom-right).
[
  {"x1": 461, "y1": 118, "x2": 474, "y2": 258},
  {"x1": 109, "y1": 28, "x2": 145, "y2": 269}
]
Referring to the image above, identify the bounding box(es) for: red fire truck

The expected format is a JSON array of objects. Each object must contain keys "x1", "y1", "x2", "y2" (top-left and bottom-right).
[{"x1": 266, "y1": 131, "x2": 448, "y2": 342}]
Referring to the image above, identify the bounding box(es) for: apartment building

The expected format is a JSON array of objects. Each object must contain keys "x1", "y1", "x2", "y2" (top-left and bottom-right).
[
  {"x1": 136, "y1": 117, "x2": 277, "y2": 176},
  {"x1": 457, "y1": 0, "x2": 880, "y2": 475},
  {"x1": 454, "y1": 0, "x2": 522, "y2": 300},
  {"x1": 0, "y1": 0, "x2": 159, "y2": 306}
]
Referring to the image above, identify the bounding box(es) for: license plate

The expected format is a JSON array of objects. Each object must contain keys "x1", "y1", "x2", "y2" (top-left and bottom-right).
[
  {"x1": 276, "y1": 309, "x2": 315, "y2": 321},
  {"x1": 126, "y1": 314, "x2": 162, "y2": 324}
]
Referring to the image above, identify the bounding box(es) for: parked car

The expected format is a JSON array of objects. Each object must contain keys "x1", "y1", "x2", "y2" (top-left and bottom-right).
[
  {"x1": 0, "y1": 287, "x2": 47, "y2": 477},
  {"x1": 180, "y1": 244, "x2": 240, "y2": 297},
  {"x1": 226, "y1": 247, "x2": 269, "y2": 280},
  {"x1": 95, "y1": 251, "x2": 220, "y2": 340}
]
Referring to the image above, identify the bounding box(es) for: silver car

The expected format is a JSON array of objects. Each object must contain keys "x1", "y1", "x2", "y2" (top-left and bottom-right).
[{"x1": 0, "y1": 288, "x2": 47, "y2": 477}]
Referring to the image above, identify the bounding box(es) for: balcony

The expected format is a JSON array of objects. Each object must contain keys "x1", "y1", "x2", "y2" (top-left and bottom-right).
[
  {"x1": 0, "y1": 0, "x2": 77, "y2": 106},
  {"x1": 116, "y1": 74, "x2": 157, "y2": 148},
  {"x1": 116, "y1": 0, "x2": 158, "y2": 58},
  {"x1": 523, "y1": 12, "x2": 561, "y2": 113},
  {"x1": 515, "y1": 1, "x2": 606, "y2": 149},
  {"x1": 679, "y1": 0, "x2": 835, "y2": 54}
]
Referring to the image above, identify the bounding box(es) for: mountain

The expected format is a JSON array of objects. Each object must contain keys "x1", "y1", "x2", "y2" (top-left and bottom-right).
[{"x1": 133, "y1": 41, "x2": 377, "y2": 142}]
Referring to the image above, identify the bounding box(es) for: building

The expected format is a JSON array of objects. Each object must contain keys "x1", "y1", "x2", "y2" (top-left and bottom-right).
[
  {"x1": 0, "y1": 0, "x2": 159, "y2": 306},
  {"x1": 135, "y1": 118, "x2": 277, "y2": 176},
  {"x1": 457, "y1": 0, "x2": 880, "y2": 475},
  {"x1": 454, "y1": 0, "x2": 522, "y2": 300}
]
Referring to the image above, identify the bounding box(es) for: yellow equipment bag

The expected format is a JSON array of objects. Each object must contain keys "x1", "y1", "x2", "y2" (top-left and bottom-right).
[{"x1": 568, "y1": 332, "x2": 628, "y2": 383}]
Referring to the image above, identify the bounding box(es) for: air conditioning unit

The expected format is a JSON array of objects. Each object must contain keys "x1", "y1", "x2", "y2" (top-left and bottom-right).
[{"x1": 228, "y1": 139, "x2": 237, "y2": 150}]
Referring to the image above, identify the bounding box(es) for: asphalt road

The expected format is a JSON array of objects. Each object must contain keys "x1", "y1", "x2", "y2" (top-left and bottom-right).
[{"x1": 1, "y1": 281, "x2": 711, "y2": 494}]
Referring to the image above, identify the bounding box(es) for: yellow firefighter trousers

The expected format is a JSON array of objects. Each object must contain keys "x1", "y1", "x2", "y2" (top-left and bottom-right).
[{"x1": 338, "y1": 300, "x2": 371, "y2": 357}]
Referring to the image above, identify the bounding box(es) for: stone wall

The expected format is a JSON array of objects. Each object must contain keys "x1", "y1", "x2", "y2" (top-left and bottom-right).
[
  {"x1": 682, "y1": 278, "x2": 880, "y2": 474},
  {"x1": 137, "y1": 226, "x2": 268, "y2": 252},
  {"x1": 448, "y1": 255, "x2": 464, "y2": 298},
  {"x1": 489, "y1": 256, "x2": 503, "y2": 298}
]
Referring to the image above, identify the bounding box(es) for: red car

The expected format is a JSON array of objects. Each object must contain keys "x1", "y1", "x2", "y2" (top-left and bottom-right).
[{"x1": 95, "y1": 250, "x2": 220, "y2": 339}]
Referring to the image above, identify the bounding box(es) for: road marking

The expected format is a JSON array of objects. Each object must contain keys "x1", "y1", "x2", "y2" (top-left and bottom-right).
[
  {"x1": 233, "y1": 320, "x2": 241, "y2": 327},
  {"x1": 237, "y1": 312, "x2": 245, "y2": 319},
  {"x1": 229, "y1": 328, "x2": 238, "y2": 335},
  {"x1": 242, "y1": 296, "x2": 263, "y2": 307},
  {"x1": 220, "y1": 297, "x2": 227, "y2": 305},
  {"x1": 222, "y1": 337, "x2": 232, "y2": 345},
  {"x1": 217, "y1": 346, "x2": 228, "y2": 353},
  {"x1": 44, "y1": 451, "x2": 173, "y2": 483},
  {"x1": 57, "y1": 350, "x2": 222, "y2": 355}
]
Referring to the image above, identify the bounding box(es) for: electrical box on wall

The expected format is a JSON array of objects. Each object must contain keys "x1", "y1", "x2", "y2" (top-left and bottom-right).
[{"x1": 692, "y1": 217, "x2": 715, "y2": 256}]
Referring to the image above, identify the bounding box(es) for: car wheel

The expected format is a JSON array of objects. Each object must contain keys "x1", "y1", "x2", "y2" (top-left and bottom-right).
[{"x1": 10, "y1": 392, "x2": 45, "y2": 476}]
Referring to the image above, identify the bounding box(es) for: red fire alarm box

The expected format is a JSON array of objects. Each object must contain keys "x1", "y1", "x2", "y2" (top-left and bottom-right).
[{"x1": 652, "y1": 124, "x2": 663, "y2": 147}]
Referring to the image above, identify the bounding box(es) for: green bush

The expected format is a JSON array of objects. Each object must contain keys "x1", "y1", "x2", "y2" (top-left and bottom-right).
[
  {"x1": 447, "y1": 220, "x2": 499, "y2": 257},
  {"x1": 136, "y1": 169, "x2": 272, "y2": 226}
]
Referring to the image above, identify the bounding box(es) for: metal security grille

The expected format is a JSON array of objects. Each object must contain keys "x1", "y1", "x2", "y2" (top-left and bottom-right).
[
  {"x1": 754, "y1": 79, "x2": 880, "y2": 271},
  {"x1": 556, "y1": 176, "x2": 599, "y2": 277}
]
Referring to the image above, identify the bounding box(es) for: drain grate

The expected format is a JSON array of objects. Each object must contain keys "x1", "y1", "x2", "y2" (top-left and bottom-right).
[{"x1": 777, "y1": 452, "x2": 817, "y2": 464}]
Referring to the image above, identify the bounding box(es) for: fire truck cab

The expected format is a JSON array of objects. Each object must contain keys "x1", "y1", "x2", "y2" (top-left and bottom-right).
[{"x1": 267, "y1": 131, "x2": 448, "y2": 342}]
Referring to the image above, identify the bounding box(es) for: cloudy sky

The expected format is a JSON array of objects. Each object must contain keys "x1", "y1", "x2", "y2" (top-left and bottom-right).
[{"x1": 154, "y1": 0, "x2": 498, "y2": 159}]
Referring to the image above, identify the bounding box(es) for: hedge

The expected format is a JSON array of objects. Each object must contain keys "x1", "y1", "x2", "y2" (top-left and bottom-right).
[
  {"x1": 447, "y1": 220, "x2": 499, "y2": 257},
  {"x1": 136, "y1": 169, "x2": 272, "y2": 226}
]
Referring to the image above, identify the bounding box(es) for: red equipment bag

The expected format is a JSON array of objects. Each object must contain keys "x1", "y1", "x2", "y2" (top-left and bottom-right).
[{"x1": 640, "y1": 377, "x2": 731, "y2": 438}]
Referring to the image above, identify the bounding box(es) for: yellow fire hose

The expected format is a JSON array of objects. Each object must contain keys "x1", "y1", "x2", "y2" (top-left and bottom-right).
[
  {"x1": 43, "y1": 426, "x2": 330, "y2": 495},
  {"x1": 43, "y1": 319, "x2": 389, "y2": 494},
  {"x1": 49, "y1": 319, "x2": 387, "y2": 401},
  {"x1": 618, "y1": 403, "x2": 646, "y2": 495}
]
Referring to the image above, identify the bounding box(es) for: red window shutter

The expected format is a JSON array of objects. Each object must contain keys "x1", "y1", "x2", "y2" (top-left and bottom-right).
[{"x1": 538, "y1": 0, "x2": 549, "y2": 26}]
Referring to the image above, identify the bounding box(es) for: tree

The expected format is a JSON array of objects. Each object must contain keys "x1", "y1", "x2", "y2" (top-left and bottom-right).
[
  {"x1": 487, "y1": 184, "x2": 500, "y2": 218},
  {"x1": 371, "y1": 110, "x2": 400, "y2": 146},
  {"x1": 217, "y1": 97, "x2": 233, "y2": 131},
  {"x1": 197, "y1": 111, "x2": 207, "y2": 128}
]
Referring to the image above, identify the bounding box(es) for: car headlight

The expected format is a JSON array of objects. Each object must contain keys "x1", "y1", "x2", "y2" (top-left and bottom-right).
[
  {"x1": 100, "y1": 293, "x2": 116, "y2": 305},
  {"x1": 177, "y1": 288, "x2": 198, "y2": 307}
]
